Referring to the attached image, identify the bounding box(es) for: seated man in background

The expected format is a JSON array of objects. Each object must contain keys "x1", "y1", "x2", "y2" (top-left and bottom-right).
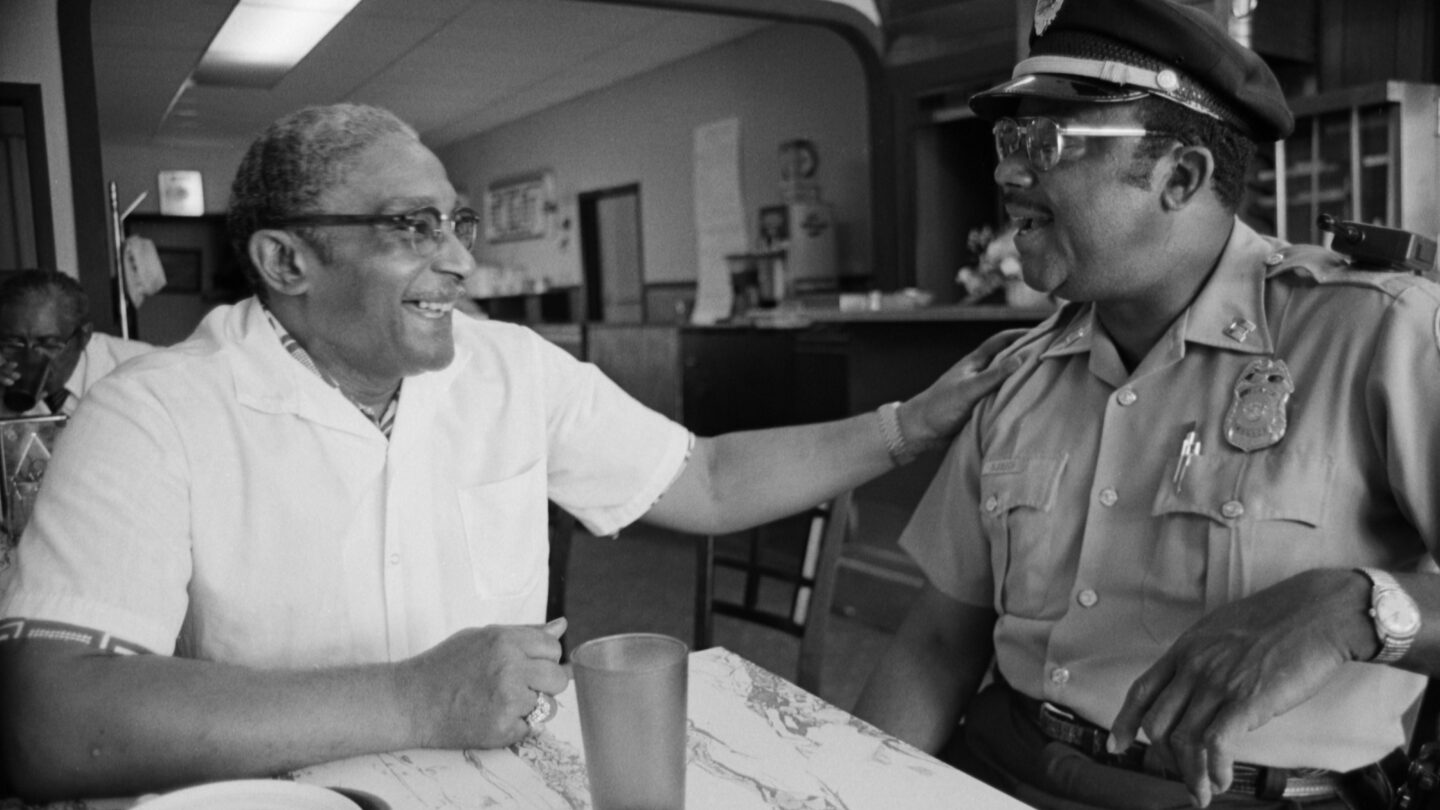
[
  {"x1": 0, "y1": 269, "x2": 152, "y2": 416},
  {"x1": 855, "y1": 1, "x2": 1440, "y2": 809},
  {"x1": 0, "y1": 102, "x2": 1018, "y2": 801}
]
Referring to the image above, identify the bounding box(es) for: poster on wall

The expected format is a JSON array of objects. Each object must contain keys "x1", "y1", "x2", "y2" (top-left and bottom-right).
[
  {"x1": 691, "y1": 117, "x2": 747, "y2": 325},
  {"x1": 484, "y1": 172, "x2": 553, "y2": 243}
]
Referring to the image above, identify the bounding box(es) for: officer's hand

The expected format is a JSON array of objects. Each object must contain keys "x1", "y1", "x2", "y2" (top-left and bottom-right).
[
  {"x1": 398, "y1": 617, "x2": 569, "y2": 749},
  {"x1": 1109, "y1": 569, "x2": 1375, "y2": 807},
  {"x1": 898, "y1": 328, "x2": 1027, "y2": 455}
]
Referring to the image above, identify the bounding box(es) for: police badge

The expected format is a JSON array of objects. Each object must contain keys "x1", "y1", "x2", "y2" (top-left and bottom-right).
[
  {"x1": 1224, "y1": 358, "x2": 1293, "y2": 452},
  {"x1": 1034, "y1": 0, "x2": 1064, "y2": 35}
]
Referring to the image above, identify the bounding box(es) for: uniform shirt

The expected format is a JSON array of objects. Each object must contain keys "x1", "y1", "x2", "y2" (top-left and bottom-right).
[
  {"x1": 903, "y1": 220, "x2": 1440, "y2": 771},
  {"x1": 0, "y1": 297, "x2": 692, "y2": 667}
]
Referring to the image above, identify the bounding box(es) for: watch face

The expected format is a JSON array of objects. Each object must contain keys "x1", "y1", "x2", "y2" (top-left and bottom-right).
[{"x1": 1376, "y1": 590, "x2": 1422, "y2": 636}]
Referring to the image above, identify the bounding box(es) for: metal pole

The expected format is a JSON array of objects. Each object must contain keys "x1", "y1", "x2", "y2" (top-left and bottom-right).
[{"x1": 107, "y1": 181, "x2": 130, "y2": 339}]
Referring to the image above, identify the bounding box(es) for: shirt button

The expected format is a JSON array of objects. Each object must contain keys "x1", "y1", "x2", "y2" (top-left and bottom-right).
[
  {"x1": 1221, "y1": 500, "x2": 1245, "y2": 519},
  {"x1": 984, "y1": 495, "x2": 1000, "y2": 513},
  {"x1": 387, "y1": 552, "x2": 401, "y2": 565},
  {"x1": 1077, "y1": 589, "x2": 1098, "y2": 608},
  {"x1": 1265, "y1": 252, "x2": 1286, "y2": 266},
  {"x1": 1116, "y1": 388, "x2": 1137, "y2": 406},
  {"x1": 1098, "y1": 487, "x2": 1118, "y2": 507},
  {"x1": 1050, "y1": 667, "x2": 1071, "y2": 685}
]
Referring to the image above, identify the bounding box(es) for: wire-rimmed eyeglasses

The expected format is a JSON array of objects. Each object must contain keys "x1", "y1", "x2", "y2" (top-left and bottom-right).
[
  {"x1": 0, "y1": 327, "x2": 82, "y2": 359},
  {"x1": 993, "y1": 116, "x2": 1173, "y2": 172},
  {"x1": 264, "y1": 206, "x2": 481, "y2": 256}
]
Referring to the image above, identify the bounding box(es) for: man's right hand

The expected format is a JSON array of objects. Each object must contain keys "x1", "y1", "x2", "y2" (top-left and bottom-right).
[
  {"x1": 0, "y1": 358, "x2": 20, "y2": 415},
  {"x1": 399, "y1": 618, "x2": 569, "y2": 749}
]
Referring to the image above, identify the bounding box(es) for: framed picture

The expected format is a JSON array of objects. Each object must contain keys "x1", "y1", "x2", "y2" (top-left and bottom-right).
[
  {"x1": 758, "y1": 204, "x2": 789, "y2": 248},
  {"x1": 484, "y1": 172, "x2": 553, "y2": 243}
]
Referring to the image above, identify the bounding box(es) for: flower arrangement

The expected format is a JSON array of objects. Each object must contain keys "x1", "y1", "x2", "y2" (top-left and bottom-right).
[
  {"x1": 956, "y1": 225, "x2": 1022, "y2": 304},
  {"x1": 956, "y1": 224, "x2": 1053, "y2": 308}
]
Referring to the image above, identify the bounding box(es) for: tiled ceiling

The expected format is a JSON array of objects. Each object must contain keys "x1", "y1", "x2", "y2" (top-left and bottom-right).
[{"x1": 90, "y1": 0, "x2": 786, "y2": 150}]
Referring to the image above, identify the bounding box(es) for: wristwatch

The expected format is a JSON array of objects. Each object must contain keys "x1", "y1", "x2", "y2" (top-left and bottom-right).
[{"x1": 1357, "y1": 567, "x2": 1421, "y2": 664}]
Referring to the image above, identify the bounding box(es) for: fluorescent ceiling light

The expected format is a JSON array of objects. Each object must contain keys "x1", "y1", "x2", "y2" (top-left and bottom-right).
[{"x1": 192, "y1": 0, "x2": 363, "y2": 88}]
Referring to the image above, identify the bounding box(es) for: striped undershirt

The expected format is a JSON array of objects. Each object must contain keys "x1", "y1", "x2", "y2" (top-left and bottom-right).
[{"x1": 263, "y1": 307, "x2": 399, "y2": 438}]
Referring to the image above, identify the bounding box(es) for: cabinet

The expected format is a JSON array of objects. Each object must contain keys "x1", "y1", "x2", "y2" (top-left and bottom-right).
[{"x1": 1245, "y1": 81, "x2": 1440, "y2": 245}]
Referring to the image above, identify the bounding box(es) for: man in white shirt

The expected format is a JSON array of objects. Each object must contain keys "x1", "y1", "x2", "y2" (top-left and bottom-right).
[
  {"x1": 0, "y1": 103, "x2": 1017, "y2": 801},
  {"x1": 0, "y1": 269, "x2": 152, "y2": 416}
]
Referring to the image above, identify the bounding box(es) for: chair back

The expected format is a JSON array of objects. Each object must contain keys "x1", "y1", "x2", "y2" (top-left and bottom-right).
[{"x1": 693, "y1": 490, "x2": 854, "y2": 694}]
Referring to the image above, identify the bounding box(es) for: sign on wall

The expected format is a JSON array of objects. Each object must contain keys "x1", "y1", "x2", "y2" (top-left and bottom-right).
[{"x1": 484, "y1": 171, "x2": 553, "y2": 243}]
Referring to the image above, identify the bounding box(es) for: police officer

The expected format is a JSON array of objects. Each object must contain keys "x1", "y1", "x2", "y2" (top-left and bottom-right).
[{"x1": 853, "y1": 1, "x2": 1440, "y2": 808}]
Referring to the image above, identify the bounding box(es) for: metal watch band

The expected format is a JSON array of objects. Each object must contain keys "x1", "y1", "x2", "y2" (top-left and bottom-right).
[
  {"x1": 1358, "y1": 567, "x2": 1419, "y2": 664},
  {"x1": 876, "y1": 401, "x2": 917, "y2": 467}
]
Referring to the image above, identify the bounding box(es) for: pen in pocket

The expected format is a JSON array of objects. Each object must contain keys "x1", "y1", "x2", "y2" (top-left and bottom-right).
[{"x1": 1172, "y1": 422, "x2": 1202, "y2": 494}]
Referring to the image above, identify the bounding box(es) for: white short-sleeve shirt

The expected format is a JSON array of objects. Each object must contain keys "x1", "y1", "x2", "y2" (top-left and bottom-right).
[{"x1": 0, "y1": 298, "x2": 692, "y2": 667}]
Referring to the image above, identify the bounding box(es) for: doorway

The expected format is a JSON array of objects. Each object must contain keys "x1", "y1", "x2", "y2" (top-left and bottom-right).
[{"x1": 579, "y1": 184, "x2": 644, "y2": 323}]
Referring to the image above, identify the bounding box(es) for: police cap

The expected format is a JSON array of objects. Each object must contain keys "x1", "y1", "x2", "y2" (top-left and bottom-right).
[{"x1": 970, "y1": 0, "x2": 1293, "y2": 143}]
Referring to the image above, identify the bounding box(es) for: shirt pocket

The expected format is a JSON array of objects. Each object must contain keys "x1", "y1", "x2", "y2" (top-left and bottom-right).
[
  {"x1": 1147, "y1": 450, "x2": 1332, "y2": 640},
  {"x1": 456, "y1": 462, "x2": 548, "y2": 599},
  {"x1": 980, "y1": 455, "x2": 1069, "y2": 618}
]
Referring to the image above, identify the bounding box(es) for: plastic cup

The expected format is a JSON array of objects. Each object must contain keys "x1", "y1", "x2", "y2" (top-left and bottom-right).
[
  {"x1": 3, "y1": 357, "x2": 52, "y2": 413},
  {"x1": 571, "y1": 633, "x2": 689, "y2": 810}
]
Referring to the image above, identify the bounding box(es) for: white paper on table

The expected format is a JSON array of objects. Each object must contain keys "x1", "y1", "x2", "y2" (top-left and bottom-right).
[{"x1": 690, "y1": 117, "x2": 748, "y2": 325}]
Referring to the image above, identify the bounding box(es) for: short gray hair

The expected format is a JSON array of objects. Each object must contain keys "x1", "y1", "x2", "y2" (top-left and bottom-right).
[
  {"x1": 227, "y1": 103, "x2": 419, "y2": 298},
  {"x1": 0, "y1": 269, "x2": 89, "y2": 327}
]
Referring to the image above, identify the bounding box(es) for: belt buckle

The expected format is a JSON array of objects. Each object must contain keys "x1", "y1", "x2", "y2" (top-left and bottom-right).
[{"x1": 1039, "y1": 701, "x2": 1076, "y2": 722}]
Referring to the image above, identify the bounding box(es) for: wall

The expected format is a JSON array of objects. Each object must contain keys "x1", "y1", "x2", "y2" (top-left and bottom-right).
[
  {"x1": 438, "y1": 22, "x2": 869, "y2": 291},
  {"x1": 102, "y1": 141, "x2": 249, "y2": 216},
  {"x1": 0, "y1": 0, "x2": 77, "y2": 277}
]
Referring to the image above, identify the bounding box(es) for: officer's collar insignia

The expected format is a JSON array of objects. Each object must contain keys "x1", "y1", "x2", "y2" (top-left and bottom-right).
[
  {"x1": 1224, "y1": 318, "x2": 1257, "y2": 343},
  {"x1": 1224, "y1": 357, "x2": 1293, "y2": 452},
  {"x1": 1034, "y1": 0, "x2": 1064, "y2": 35}
]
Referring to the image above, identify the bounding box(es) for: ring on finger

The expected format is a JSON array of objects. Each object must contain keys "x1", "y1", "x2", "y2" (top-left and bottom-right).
[{"x1": 524, "y1": 691, "x2": 557, "y2": 733}]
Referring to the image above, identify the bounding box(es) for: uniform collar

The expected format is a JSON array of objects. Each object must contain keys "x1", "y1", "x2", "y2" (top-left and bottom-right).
[
  {"x1": 1176, "y1": 218, "x2": 1278, "y2": 356},
  {"x1": 1040, "y1": 218, "x2": 1280, "y2": 363}
]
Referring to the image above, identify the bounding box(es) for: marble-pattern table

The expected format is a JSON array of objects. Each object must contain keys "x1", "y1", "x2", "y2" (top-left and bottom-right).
[
  {"x1": 3, "y1": 647, "x2": 1030, "y2": 809},
  {"x1": 290, "y1": 647, "x2": 1029, "y2": 809}
]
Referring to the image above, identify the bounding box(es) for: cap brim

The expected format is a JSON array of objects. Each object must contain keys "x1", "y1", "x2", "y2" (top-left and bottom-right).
[{"x1": 969, "y1": 74, "x2": 1149, "y2": 120}]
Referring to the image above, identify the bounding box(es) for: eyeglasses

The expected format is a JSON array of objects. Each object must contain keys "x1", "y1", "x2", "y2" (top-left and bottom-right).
[
  {"x1": 993, "y1": 116, "x2": 1173, "y2": 172},
  {"x1": 265, "y1": 206, "x2": 481, "y2": 256},
  {"x1": 0, "y1": 328, "x2": 80, "y2": 358}
]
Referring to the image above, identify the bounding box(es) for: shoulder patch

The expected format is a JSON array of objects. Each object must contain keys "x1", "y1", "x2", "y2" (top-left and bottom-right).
[{"x1": 1266, "y1": 244, "x2": 1419, "y2": 295}]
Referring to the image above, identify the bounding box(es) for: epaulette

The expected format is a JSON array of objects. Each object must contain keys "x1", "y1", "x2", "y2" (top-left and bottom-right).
[{"x1": 1262, "y1": 244, "x2": 1422, "y2": 296}]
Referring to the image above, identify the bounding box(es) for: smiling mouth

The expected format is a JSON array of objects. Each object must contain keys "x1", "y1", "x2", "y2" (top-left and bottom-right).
[{"x1": 405, "y1": 299, "x2": 455, "y2": 319}]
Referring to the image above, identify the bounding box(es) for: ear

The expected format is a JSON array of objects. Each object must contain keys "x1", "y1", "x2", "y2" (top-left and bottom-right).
[
  {"x1": 248, "y1": 229, "x2": 314, "y2": 297},
  {"x1": 1160, "y1": 144, "x2": 1215, "y2": 211},
  {"x1": 75, "y1": 321, "x2": 94, "y2": 349}
]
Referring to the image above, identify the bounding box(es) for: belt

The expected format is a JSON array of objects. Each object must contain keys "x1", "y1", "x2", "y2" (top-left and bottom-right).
[{"x1": 1023, "y1": 696, "x2": 1342, "y2": 801}]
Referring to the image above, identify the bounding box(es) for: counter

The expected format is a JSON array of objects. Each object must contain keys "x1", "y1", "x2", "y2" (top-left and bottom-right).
[{"x1": 584, "y1": 304, "x2": 1056, "y2": 631}]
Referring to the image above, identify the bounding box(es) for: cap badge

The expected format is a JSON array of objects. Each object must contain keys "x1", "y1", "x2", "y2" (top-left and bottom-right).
[
  {"x1": 1156, "y1": 70, "x2": 1181, "y2": 92},
  {"x1": 1224, "y1": 357, "x2": 1293, "y2": 452},
  {"x1": 1034, "y1": 0, "x2": 1064, "y2": 35}
]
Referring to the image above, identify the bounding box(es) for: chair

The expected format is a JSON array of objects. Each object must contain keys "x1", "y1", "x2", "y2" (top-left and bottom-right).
[
  {"x1": 546, "y1": 501, "x2": 578, "y2": 656},
  {"x1": 693, "y1": 490, "x2": 854, "y2": 695}
]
